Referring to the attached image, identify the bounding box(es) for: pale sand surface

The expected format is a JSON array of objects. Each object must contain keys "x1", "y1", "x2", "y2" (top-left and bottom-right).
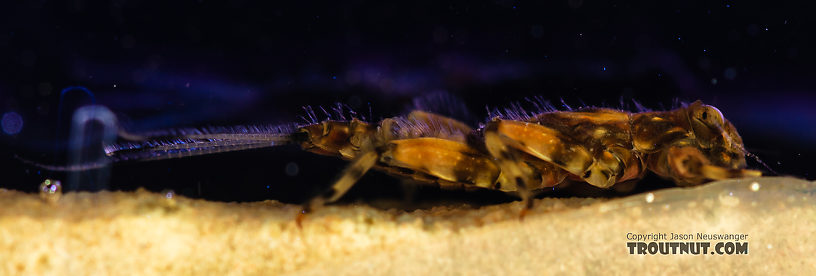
[{"x1": 0, "y1": 176, "x2": 813, "y2": 275}]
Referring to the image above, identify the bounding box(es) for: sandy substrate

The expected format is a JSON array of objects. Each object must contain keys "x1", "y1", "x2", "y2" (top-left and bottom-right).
[{"x1": 0, "y1": 176, "x2": 814, "y2": 275}]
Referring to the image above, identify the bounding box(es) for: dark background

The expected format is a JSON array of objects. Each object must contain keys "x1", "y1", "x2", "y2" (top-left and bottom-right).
[{"x1": 1, "y1": 1, "x2": 814, "y2": 206}]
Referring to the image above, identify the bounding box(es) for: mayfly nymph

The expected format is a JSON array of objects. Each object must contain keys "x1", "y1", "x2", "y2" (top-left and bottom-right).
[{"x1": 26, "y1": 100, "x2": 762, "y2": 211}]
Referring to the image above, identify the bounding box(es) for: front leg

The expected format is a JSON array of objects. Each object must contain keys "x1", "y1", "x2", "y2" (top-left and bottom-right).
[{"x1": 649, "y1": 146, "x2": 761, "y2": 186}]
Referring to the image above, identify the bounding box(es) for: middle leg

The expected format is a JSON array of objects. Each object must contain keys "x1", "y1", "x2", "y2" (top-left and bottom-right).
[{"x1": 484, "y1": 119, "x2": 645, "y2": 189}]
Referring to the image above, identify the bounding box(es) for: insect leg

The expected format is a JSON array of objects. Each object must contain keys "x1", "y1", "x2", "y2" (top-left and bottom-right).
[
  {"x1": 582, "y1": 146, "x2": 646, "y2": 188},
  {"x1": 521, "y1": 157, "x2": 570, "y2": 189},
  {"x1": 486, "y1": 119, "x2": 646, "y2": 189},
  {"x1": 307, "y1": 150, "x2": 379, "y2": 209},
  {"x1": 485, "y1": 119, "x2": 592, "y2": 190},
  {"x1": 650, "y1": 146, "x2": 761, "y2": 186},
  {"x1": 483, "y1": 123, "x2": 542, "y2": 211}
]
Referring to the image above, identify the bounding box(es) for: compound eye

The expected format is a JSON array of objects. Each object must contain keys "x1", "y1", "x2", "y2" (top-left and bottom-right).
[
  {"x1": 689, "y1": 104, "x2": 726, "y2": 149},
  {"x1": 694, "y1": 105, "x2": 725, "y2": 127}
]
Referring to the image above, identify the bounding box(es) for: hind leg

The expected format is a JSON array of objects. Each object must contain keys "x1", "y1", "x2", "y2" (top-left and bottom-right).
[
  {"x1": 304, "y1": 150, "x2": 379, "y2": 211},
  {"x1": 297, "y1": 150, "x2": 379, "y2": 227}
]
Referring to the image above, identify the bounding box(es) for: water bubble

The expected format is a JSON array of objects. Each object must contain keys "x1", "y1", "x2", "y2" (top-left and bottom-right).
[
  {"x1": 1, "y1": 112, "x2": 23, "y2": 135},
  {"x1": 645, "y1": 193, "x2": 655, "y2": 203},
  {"x1": 750, "y1": 182, "x2": 760, "y2": 192},
  {"x1": 39, "y1": 179, "x2": 62, "y2": 203},
  {"x1": 161, "y1": 189, "x2": 175, "y2": 199},
  {"x1": 285, "y1": 162, "x2": 300, "y2": 176},
  {"x1": 160, "y1": 189, "x2": 177, "y2": 209}
]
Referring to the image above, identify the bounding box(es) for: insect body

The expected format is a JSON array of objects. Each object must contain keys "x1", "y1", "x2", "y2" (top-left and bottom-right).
[
  {"x1": 262, "y1": 100, "x2": 760, "y2": 209},
  {"x1": 28, "y1": 100, "x2": 761, "y2": 209}
]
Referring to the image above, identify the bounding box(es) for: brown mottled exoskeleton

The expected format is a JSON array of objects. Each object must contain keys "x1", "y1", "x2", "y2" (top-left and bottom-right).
[{"x1": 293, "y1": 100, "x2": 760, "y2": 211}]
